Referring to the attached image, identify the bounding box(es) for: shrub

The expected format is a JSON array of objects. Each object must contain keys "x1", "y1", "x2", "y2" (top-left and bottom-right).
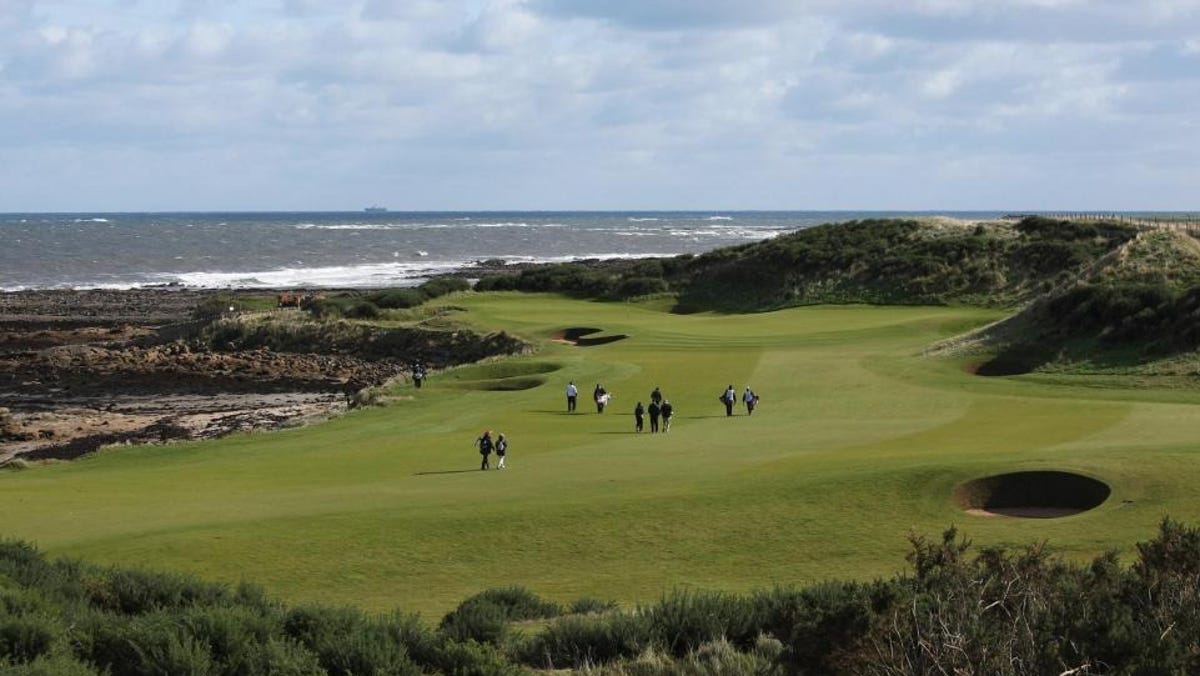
[
  {"x1": 438, "y1": 599, "x2": 510, "y2": 646},
  {"x1": 644, "y1": 589, "x2": 762, "y2": 656},
  {"x1": 439, "y1": 586, "x2": 563, "y2": 645},
  {"x1": 366, "y1": 289, "x2": 426, "y2": 309},
  {"x1": 82, "y1": 612, "x2": 215, "y2": 676},
  {"x1": 302, "y1": 297, "x2": 349, "y2": 319},
  {"x1": 87, "y1": 568, "x2": 229, "y2": 615},
  {"x1": 418, "y1": 277, "x2": 471, "y2": 298},
  {"x1": 192, "y1": 294, "x2": 256, "y2": 321},
  {"x1": 283, "y1": 605, "x2": 419, "y2": 675},
  {"x1": 472, "y1": 275, "x2": 515, "y2": 292},
  {"x1": 341, "y1": 300, "x2": 381, "y2": 320},
  {"x1": 427, "y1": 638, "x2": 527, "y2": 676},
  {"x1": 756, "y1": 582, "x2": 888, "y2": 674},
  {"x1": 0, "y1": 616, "x2": 58, "y2": 664},
  {"x1": 615, "y1": 277, "x2": 669, "y2": 299},
  {"x1": 176, "y1": 605, "x2": 291, "y2": 676},
  {"x1": 0, "y1": 653, "x2": 103, "y2": 676},
  {"x1": 519, "y1": 613, "x2": 652, "y2": 669}
]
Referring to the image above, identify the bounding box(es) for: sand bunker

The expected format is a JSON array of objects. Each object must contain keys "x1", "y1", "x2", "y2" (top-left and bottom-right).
[
  {"x1": 554, "y1": 327, "x2": 628, "y2": 347},
  {"x1": 954, "y1": 470, "x2": 1110, "y2": 518},
  {"x1": 456, "y1": 376, "x2": 547, "y2": 391}
]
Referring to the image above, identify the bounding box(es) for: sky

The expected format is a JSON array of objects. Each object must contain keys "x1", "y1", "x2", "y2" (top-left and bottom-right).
[{"x1": 1, "y1": 0, "x2": 1198, "y2": 211}]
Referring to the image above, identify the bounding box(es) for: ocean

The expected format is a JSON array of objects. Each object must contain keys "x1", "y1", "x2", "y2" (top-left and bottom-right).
[{"x1": 0, "y1": 211, "x2": 1012, "y2": 291}]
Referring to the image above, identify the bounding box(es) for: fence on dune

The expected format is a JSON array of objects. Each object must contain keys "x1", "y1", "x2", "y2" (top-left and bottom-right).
[{"x1": 1005, "y1": 212, "x2": 1200, "y2": 237}]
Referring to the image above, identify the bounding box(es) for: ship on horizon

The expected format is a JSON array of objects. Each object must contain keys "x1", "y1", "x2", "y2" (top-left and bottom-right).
[{"x1": 364, "y1": 205, "x2": 388, "y2": 213}]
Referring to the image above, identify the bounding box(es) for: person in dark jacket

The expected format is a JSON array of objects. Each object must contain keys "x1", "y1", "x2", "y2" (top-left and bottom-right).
[
  {"x1": 495, "y1": 433, "x2": 508, "y2": 469},
  {"x1": 634, "y1": 402, "x2": 645, "y2": 433},
  {"x1": 661, "y1": 400, "x2": 674, "y2": 432},
  {"x1": 647, "y1": 400, "x2": 661, "y2": 433},
  {"x1": 476, "y1": 430, "x2": 493, "y2": 470},
  {"x1": 594, "y1": 384, "x2": 609, "y2": 413},
  {"x1": 650, "y1": 386, "x2": 663, "y2": 406}
]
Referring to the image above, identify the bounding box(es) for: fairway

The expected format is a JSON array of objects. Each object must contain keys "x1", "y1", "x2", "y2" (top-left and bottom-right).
[{"x1": 4, "y1": 293, "x2": 1200, "y2": 618}]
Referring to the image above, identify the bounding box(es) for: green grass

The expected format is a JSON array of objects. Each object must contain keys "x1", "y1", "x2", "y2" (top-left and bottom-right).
[{"x1": 4, "y1": 292, "x2": 1200, "y2": 618}]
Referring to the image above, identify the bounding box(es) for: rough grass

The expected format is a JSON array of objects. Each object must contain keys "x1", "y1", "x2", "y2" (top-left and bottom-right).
[{"x1": 3, "y1": 293, "x2": 1200, "y2": 620}]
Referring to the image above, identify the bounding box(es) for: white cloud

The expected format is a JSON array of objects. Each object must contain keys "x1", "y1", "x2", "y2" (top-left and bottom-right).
[{"x1": 0, "y1": 1, "x2": 1196, "y2": 209}]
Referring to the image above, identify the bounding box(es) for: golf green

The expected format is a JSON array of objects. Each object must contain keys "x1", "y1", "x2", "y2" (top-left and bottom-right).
[{"x1": 3, "y1": 293, "x2": 1200, "y2": 618}]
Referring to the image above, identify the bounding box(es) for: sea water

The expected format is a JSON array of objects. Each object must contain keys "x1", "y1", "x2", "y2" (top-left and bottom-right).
[{"x1": 0, "y1": 211, "x2": 1010, "y2": 290}]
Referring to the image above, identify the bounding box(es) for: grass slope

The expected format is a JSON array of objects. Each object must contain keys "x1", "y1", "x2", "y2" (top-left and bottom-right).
[
  {"x1": 3, "y1": 293, "x2": 1200, "y2": 618},
  {"x1": 953, "y1": 228, "x2": 1200, "y2": 374}
]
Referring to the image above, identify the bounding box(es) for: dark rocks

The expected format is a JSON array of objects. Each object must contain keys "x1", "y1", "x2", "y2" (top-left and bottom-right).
[{"x1": 0, "y1": 288, "x2": 531, "y2": 463}]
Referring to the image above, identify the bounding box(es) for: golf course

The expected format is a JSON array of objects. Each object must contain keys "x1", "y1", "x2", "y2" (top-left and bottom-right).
[{"x1": 4, "y1": 289, "x2": 1199, "y2": 619}]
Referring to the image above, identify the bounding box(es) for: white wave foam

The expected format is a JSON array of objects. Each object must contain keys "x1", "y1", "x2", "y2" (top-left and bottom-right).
[
  {"x1": 628, "y1": 217, "x2": 660, "y2": 222},
  {"x1": 166, "y1": 261, "x2": 467, "y2": 289},
  {"x1": 73, "y1": 217, "x2": 111, "y2": 223},
  {"x1": 707, "y1": 216, "x2": 733, "y2": 221},
  {"x1": 493, "y1": 252, "x2": 680, "y2": 265},
  {"x1": 668, "y1": 227, "x2": 790, "y2": 239}
]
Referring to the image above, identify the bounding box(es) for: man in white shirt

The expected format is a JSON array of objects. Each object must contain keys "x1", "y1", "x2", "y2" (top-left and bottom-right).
[{"x1": 566, "y1": 381, "x2": 578, "y2": 412}]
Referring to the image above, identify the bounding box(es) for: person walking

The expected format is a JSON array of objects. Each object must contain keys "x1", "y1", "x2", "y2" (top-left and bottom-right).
[
  {"x1": 495, "y1": 433, "x2": 508, "y2": 469},
  {"x1": 634, "y1": 402, "x2": 645, "y2": 433},
  {"x1": 566, "y1": 381, "x2": 578, "y2": 412},
  {"x1": 721, "y1": 384, "x2": 736, "y2": 416},
  {"x1": 412, "y1": 361, "x2": 426, "y2": 389},
  {"x1": 661, "y1": 400, "x2": 674, "y2": 432},
  {"x1": 743, "y1": 386, "x2": 758, "y2": 416},
  {"x1": 476, "y1": 430, "x2": 494, "y2": 470},
  {"x1": 594, "y1": 384, "x2": 609, "y2": 413},
  {"x1": 650, "y1": 386, "x2": 663, "y2": 406},
  {"x1": 647, "y1": 399, "x2": 661, "y2": 433}
]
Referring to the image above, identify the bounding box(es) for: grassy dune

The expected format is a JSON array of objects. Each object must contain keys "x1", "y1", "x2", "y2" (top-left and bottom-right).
[{"x1": 3, "y1": 292, "x2": 1200, "y2": 618}]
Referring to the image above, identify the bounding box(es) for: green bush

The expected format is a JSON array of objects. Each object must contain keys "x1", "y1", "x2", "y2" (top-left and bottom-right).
[
  {"x1": 418, "y1": 277, "x2": 471, "y2": 298},
  {"x1": 427, "y1": 638, "x2": 528, "y2": 676},
  {"x1": 755, "y1": 582, "x2": 888, "y2": 674},
  {"x1": 472, "y1": 275, "x2": 515, "y2": 292},
  {"x1": 519, "y1": 613, "x2": 652, "y2": 669},
  {"x1": 0, "y1": 616, "x2": 58, "y2": 664},
  {"x1": 615, "y1": 277, "x2": 669, "y2": 299},
  {"x1": 341, "y1": 300, "x2": 381, "y2": 320},
  {"x1": 7, "y1": 522, "x2": 1200, "y2": 674},
  {"x1": 283, "y1": 605, "x2": 419, "y2": 675},
  {"x1": 82, "y1": 612, "x2": 215, "y2": 676},
  {"x1": 366, "y1": 289, "x2": 426, "y2": 309},
  {"x1": 438, "y1": 599, "x2": 510, "y2": 646},
  {"x1": 87, "y1": 568, "x2": 229, "y2": 615},
  {"x1": 644, "y1": 589, "x2": 761, "y2": 657},
  {"x1": 1, "y1": 653, "x2": 103, "y2": 676},
  {"x1": 191, "y1": 294, "x2": 263, "y2": 321},
  {"x1": 302, "y1": 297, "x2": 350, "y2": 319}
]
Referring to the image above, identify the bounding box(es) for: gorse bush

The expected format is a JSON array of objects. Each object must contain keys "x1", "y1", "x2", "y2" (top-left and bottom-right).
[
  {"x1": 5, "y1": 520, "x2": 1200, "y2": 674},
  {"x1": 643, "y1": 590, "x2": 761, "y2": 656},
  {"x1": 519, "y1": 612, "x2": 652, "y2": 669},
  {"x1": 438, "y1": 586, "x2": 562, "y2": 646},
  {"x1": 0, "y1": 615, "x2": 58, "y2": 665}
]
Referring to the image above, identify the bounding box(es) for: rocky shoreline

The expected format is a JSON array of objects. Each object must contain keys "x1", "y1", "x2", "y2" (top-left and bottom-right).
[{"x1": 0, "y1": 288, "x2": 527, "y2": 464}]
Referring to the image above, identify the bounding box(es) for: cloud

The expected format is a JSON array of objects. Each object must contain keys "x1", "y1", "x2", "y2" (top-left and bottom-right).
[{"x1": 0, "y1": 1, "x2": 1197, "y2": 210}]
